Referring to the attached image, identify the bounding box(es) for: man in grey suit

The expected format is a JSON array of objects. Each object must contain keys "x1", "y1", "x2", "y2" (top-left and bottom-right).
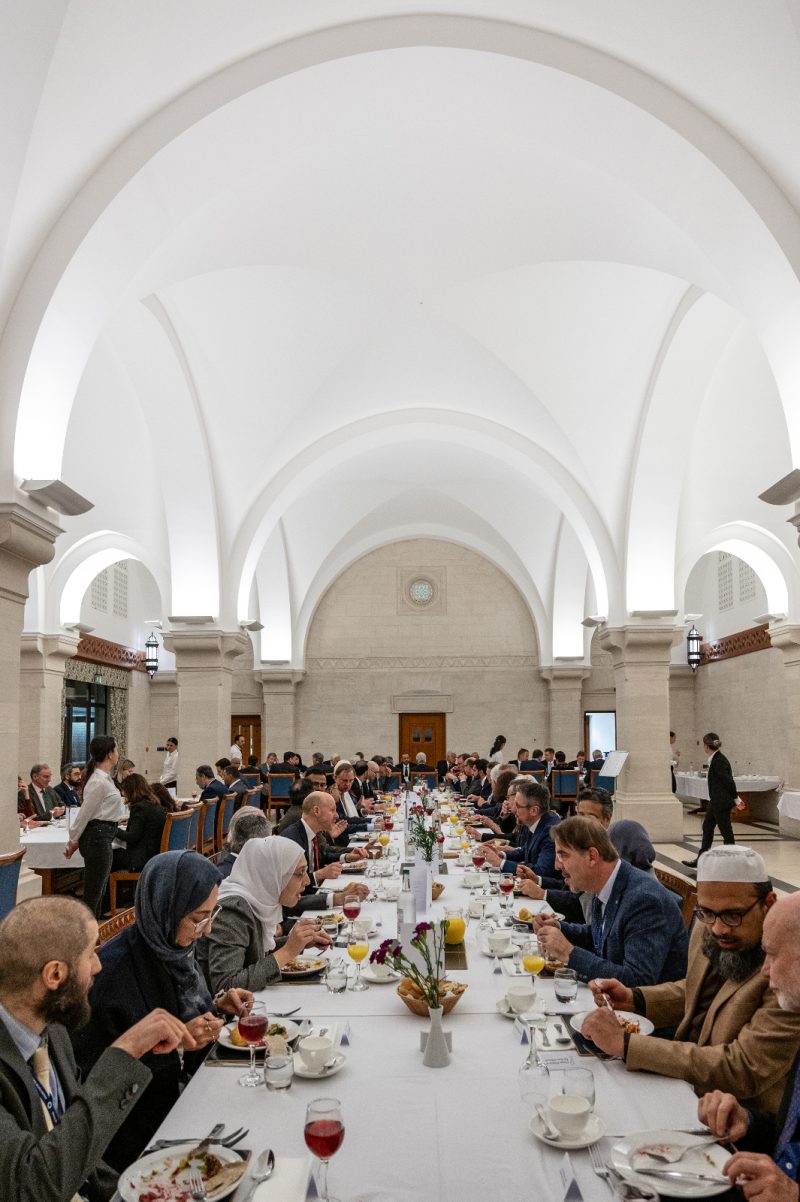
[
  {"x1": 0, "y1": 896, "x2": 191, "y2": 1202},
  {"x1": 28, "y1": 764, "x2": 65, "y2": 820}
]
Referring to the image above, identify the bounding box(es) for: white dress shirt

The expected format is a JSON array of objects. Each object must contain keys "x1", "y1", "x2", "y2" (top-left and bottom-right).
[
  {"x1": 69, "y1": 768, "x2": 125, "y2": 842},
  {"x1": 160, "y1": 748, "x2": 179, "y2": 784}
]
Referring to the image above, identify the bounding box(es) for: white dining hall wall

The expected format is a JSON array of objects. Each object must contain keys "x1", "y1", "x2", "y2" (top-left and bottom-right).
[{"x1": 295, "y1": 539, "x2": 546, "y2": 758}]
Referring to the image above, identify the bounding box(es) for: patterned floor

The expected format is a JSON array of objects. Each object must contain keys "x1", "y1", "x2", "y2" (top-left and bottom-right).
[{"x1": 654, "y1": 804, "x2": 799, "y2": 894}]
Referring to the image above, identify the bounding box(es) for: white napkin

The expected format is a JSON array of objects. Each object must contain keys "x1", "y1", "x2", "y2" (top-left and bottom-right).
[{"x1": 249, "y1": 1156, "x2": 311, "y2": 1201}]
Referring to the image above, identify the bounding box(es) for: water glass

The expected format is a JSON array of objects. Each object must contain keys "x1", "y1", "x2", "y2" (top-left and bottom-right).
[
  {"x1": 561, "y1": 1066, "x2": 595, "y2": 1108},
  {"x1": 325, "y1": 959, "x2": 348, "y2": 994},
  {"x1": 264, "y1": 1054, "x2": 293, "y2": 1091},
  {"x1": 553, "y1": 968, "x2": 578, "y2": 1003}
]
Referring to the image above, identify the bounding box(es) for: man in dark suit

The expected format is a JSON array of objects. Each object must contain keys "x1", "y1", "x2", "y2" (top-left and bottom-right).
[
  {"x1": 221, "y1": 764, "x2": 248, "y2": 799},
  {"x1": 281, "y1": 792, "x2": 369, "y2": 913},
  {"x1": 437, "y1": 751, "x2": 457, "y2": 782},
  {"x1": 535, "y1": 816, "x2": 688, "y2": 986},
  {"x1": 195, "y1": 764, "x2": 225, "y2": 801},
  {"x1": 0, "y1": 895, "x2": 190, "y2": 1202},
  {"x1": 684, "y1": 732, "x2": 739, "y2": 868},
  {"x1": 394, "y1": 753, "x2": 413, "y2": 785},
  {"x1": 511, "y1": 748, "x2": 530, "y2": 769},
  {"x1": 271, "y1": 752, "x2": 302, "y2": 779},
  {"x1": 466, "y1": 758, "x2": 493, "y2": 801},
  {"x1": 28, "y1": 764, "x2": 65, "y2": 819},
  {"x1": 520, "y1": 749, "x2": 546, "y2": 772},
  {"x1": 484, "y1": 778, "x2": 562, "y2": 887},
  {"x1": 54, "y1": 763, "x2": 82, "y2": 808},
  {"x1": 699, "y1": 891, "x2": 800, "y2": 1197}
]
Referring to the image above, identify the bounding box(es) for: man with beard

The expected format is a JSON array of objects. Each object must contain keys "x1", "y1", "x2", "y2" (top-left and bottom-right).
[
  {"x1": 581, "y1": 846, "x2": 800, "y2": 1113},
  {"x1": 0, "y1": 896, "x2": 191, "y2": 1202}
]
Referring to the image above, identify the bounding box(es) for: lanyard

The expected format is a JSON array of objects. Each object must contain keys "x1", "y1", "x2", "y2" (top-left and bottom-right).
[{"x1": 30, "y1": 1070, "x2": 62, "y2": 1125}]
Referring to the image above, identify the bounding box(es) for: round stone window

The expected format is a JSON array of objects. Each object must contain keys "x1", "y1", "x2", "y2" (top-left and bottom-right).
[{"x1": 408, "y1": 578, "x2": 435, "y2": 606}]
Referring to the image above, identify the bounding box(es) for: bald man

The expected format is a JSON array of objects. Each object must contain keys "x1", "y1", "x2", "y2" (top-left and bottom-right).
[
  {"x1": 0, "y1": 896, "x2": 191, "y2": 1202},
  {"x1": 700, "y1": 892, "x2": 800, "y2": 1202},
  {"x1": 280, "y1": 792, "x2": 369, "y2": 913}
]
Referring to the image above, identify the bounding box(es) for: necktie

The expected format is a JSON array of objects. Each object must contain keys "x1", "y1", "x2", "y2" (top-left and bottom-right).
[
  {"x1": 776, "y1": 1063, "x2": 800, "y2": 1165},
  {"x1": 591, "y1": 895, "x2": 604, "y2": 954},
  {"x1": 31, "y1": 1046, "x2": 84, "y2": 1201},
  {"x1": 312, "y1": 836, "x2": 320, "y2": 871}
]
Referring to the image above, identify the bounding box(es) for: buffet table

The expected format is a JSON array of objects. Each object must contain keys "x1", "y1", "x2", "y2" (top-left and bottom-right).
[
  {"x1": 143, "y1": 831, "x2": 700, "y2": 1202},
  {"x1": 674, "y1": 771, "x2": 783, "y2": 823}
]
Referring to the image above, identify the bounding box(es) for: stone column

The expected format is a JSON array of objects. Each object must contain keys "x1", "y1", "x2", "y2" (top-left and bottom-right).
[
  {"x1": 0, "y1": 505, "x2": 62, "y2": 895},
  {"x1": 163, "y1": 630, "x2": 249, "y2": 796},
  {"x1": 766, "y1": 624, "x2": 800, "y2": 838},
  {"x1": 258, "y1": 669, "x2": 304, "y2": 756},
  {"x1": 540, "y1": 665, "x2": 588, "y2": 753},
  {"x1": 599, "y1": 624, "x2": 684, "y2": 840},
  {"x1": 18, "y1": 632, "x2": 80, "y2": 775}
]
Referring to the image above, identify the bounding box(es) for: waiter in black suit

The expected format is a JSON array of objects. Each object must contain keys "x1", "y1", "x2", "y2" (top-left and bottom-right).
[{"x1": 683, "y1": 732, "x2": 738, "y2": 868}]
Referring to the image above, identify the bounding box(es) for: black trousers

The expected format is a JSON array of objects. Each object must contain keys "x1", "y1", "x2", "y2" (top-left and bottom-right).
[
  {"x1": 699, "y1": 800, "x2": 735, "y2": 853},
  {"x1": 79, "y1": 820, "x2": 118, "y2": 918}
]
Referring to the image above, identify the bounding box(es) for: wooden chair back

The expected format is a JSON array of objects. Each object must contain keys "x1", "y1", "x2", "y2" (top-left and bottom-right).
[
  {"x1": 411, "y1": 770, "x2": 438, "y2": 790},
  {"x1": 655, "y1": 867, "x2": 698, "y2": 928},
  {"x1": 97, "y1": 907, "x2": 136, "y2": 945},
  {"x1": 240, "y1": 773, "x2": 260, "y2": 789},
  {"x1": 197, "y1": 798, "x2": 219, "y2": 855},
  {"x1": 0, "y1": 848, "x2": 26, "y2": 921},
  {"x1": 242, "y1": 788, "x2": 262, "y2": 809},
  {"x1": 160, "y1": 808, "x2": 195, "y2": 852},
  {"x1": 215, "y1": 793, "x2": 238, "y2": 852}
]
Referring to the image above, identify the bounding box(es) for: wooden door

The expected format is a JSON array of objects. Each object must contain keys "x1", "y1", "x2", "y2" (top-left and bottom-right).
[
  {"x1": 231, "y1": 715, "x2": 262, "y2": 763},
  {"x1": 398, "y1": 713, "x2": 446, "y2": 772}
]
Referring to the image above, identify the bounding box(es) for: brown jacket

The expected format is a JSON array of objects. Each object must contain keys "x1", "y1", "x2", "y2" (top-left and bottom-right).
[{"x1": 626, "y1": 923, "x2": 800, "y2": 1112}]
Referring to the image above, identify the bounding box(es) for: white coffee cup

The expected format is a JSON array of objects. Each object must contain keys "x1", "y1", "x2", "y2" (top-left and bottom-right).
[
  {"x1": 297, "y1": 1035, "x2": 334, "y2": 1071},
  {"x1": 383, "y1": 882, "x2": 401, "y2": 901},
  {"x1": 369, "y1": 960, "x2": 394, "y2": 980},
  {"x1": 353, "y1": 916, "x2": 371, "y2": 938},
  {"x1": 547, "y1": 1094, "x2": 591, "y2": 1137},
  {"x1": 506, "y1": 985, "x2": 536, "y2": 1014},
  {"x1": 487, "y1": 930, "x2": 512, "y2": 954},
  {"x1": 468, "y1": 897, "x2": 484, "y2": 918},
  {"x1": 464, "y1": 870, "x2": 481, "y2": 886}
]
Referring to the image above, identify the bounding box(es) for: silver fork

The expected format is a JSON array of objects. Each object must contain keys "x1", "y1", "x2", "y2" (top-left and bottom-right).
[
  {"x1": 588, "y1": 1142, "x2": 616, "y2": 1194},
  {"x1": 186, "y1": 1169, "x2": 207, "y2": 1200}
]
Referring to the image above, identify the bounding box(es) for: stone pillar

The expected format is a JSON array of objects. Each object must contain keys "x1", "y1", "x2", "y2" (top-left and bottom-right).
[
  {"x1": 258, "y1": 670, "x2": 304, "y2": 756},
  {"x1": 0, "y1": 505, "x2": 61, "y2": 898},
  {"x1": 163, "y1": 630, "x2": 249, "y2": 796},
  {"x1": 766, "y1": 624, "x2": 800, "y2": 838},
  {"x1": 599, "y1": 624, "x2": 684, "y2": 840},
  {"x1": 540, "y1": 665, "x2": 588, "y2": 753},
  {"x1": 19, "y1": 632, "x2": 80, "y2": 775}
]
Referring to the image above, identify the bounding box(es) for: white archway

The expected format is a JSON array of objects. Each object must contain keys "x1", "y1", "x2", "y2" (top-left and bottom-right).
[
  {"x1": 676, "y1": 522, "x2": 799, "y2": 620},
  {"x1": 49, "y1": 531, "x2": 170, "y2": 629}
]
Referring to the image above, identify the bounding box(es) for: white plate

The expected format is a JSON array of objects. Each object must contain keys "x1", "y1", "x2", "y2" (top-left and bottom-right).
[
  {"x1": 569, "y1": 1010, "x2": 654, "y2": 1037},
  {"x1": 119, "y1": 1142, "x2": 244, "y2": 1202},
  {"x1": 361, "y1": 965, "x2": 401, "y2": 984},
  {"x1": 340, "y1": 861, "x2": 368, "y2": 872},
  {"x1": 481, "y1": 945, "x2": 515, "y2": 958},
  {"x1": 610, "y1": 1130, "x2": 730, "y2": 1197},
  {"x1": 280, "y1": 957, "x2": 327, "y2": 979},
  {"x1": 218, "y1": 1018, "x2": 300, "y2": 1051},
  {"x1": 292, "y1": 1051, "x2": 347, "y2": 1079},
  {"x1": 529, "y1": 1113, "x2": 607, "y2": 1150}
]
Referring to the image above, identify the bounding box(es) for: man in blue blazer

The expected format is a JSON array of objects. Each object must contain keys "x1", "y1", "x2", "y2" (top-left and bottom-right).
[
  {"x1": 535, "y1": 815, "x2": 688, "y2": 986},
  {"x1": 195, "y1": 764, "x2": 226, "y2": 800},
  {"x1": 484, "y1": 778, "x2": 562, "y2": 888}
]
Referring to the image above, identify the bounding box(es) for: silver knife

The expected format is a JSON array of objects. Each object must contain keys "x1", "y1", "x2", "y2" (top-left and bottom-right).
[{"x1": 636, "y1": 1167, "x2": 729, "y2": 1184}]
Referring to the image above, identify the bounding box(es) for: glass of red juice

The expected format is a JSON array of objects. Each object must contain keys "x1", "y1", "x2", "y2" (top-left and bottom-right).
[
  {"x1": 237, "y1": 1002, "x2": 267, "y2": 1088},
  {"x1": 304, "y1": 1097, "x2": 345, "y2": 1201}
]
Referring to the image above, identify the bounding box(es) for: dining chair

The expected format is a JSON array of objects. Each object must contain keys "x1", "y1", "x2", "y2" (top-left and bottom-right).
[
  {"x1": 196, "y1": 798, "x2": 218, "y2": 856},
  {"x1": 0, "y1": 848, "x2": 26, "y2": 921},
  {"x1": 109, "y1": 808, "x2": 196, "y2": 913},
  {"x1": 215, "y1": 793, "x2": 238, "y2": 852},
  {"x1": 267, "y1": 774, "x2": 294, "y2": 820}
]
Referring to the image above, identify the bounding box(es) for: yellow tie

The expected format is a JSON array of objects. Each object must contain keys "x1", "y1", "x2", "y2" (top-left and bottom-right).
[{"x1": 31, "y1": 1045, "x2": 83, "y2": 1202}]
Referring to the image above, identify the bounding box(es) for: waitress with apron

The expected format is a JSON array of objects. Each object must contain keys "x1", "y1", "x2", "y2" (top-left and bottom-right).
[{"x1": 65, "y1": 734, "x2": 126, "y2": 916}]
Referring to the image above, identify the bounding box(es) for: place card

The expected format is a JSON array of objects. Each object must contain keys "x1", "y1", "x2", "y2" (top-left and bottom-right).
[
  {"x1": 538, "y1": 1050, "x2": 576, "y2": 1071},
  {"x1": 559, "y1": 1153, "x2": 584, "y2": 1201}
]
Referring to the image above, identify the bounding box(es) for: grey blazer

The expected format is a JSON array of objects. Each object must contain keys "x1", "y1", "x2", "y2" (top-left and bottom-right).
[
  {"x1": 197, "y1": 895, "x2": 284, "y2": 994},
  {"x1": 0, "y1": 1018, "x2": 151, "y2": 1202}
]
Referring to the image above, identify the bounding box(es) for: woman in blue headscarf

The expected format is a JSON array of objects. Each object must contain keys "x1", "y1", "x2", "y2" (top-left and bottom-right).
[{"x1": 71, "y1": 851, "x2": 253, "y2": 1170}]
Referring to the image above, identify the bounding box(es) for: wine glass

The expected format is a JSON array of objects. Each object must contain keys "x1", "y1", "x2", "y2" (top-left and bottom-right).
[
  {"x1": 236, "y1": 1001, "x2": 267, "y2": 1088},
  {"x1": 342, "y1": 896, "x2": 361, "y2": 940},
  {"x1": 521, "y1": 937, "x2": 546, "y2": 983},
  {"x1": 472, "y1": 848, "x2": 486, "y2": 870},
  {"x1": 499, "y1": 873, "x2": 516, "y2": 911},
  {"x1": 347, "y1": 932, "x2": 369, "y2": 991},
  {"x1": 304, "y1": 1097, "x2": 345, "y2": 1202}
]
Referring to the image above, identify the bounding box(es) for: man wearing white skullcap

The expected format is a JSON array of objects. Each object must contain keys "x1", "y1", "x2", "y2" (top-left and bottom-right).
[
  {"x1": 700, "y1": 891, "x2": 800, "y2": 1201},
  {"x1": 581, "y1": 845, "x2": 800, "y2": 1113}
]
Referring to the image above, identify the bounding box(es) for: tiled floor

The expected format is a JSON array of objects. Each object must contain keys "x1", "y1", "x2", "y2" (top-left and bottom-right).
[{"x1": 654, "y1": 804, "x2": 800, "y2": 894}]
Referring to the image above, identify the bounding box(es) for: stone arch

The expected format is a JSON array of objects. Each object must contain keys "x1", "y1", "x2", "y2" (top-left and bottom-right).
[
  {"x1": 6, "y1": 12, "x2": 800, "y2": 491},
  {"x1": 676, "y1": 522, "x2": 799, "y2": 620},
  {"x1": 49, "y1": 531, "x2": 170, "y2": 628},
  {"x1": 232, "y1": 408, "x2": 616, "y2": 628},
  {"x1": 294, "y1": 524, "x2": 549, "y2": 671}
]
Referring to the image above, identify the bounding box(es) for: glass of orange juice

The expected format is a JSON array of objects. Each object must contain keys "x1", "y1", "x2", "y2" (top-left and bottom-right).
[
  {"x1": 521, "y1": 938, "x2": 546, "y2": 980},
  {"x1": 347, "y1": 934, "x2": 370, "y2": 991},
  {"x1": 378, "y1": 832, "x2": 390, "y2": 850}
]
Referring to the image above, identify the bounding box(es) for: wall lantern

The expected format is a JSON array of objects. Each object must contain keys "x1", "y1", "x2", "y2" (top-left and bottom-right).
[
  {"x1": 686, "y1": 624, "x2": 703, "y2": 672},
  {"x1": 145, "y1": 630, "x2": 160, "y2": 678}
]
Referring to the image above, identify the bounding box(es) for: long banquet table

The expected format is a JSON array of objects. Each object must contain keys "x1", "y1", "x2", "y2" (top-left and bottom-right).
[
  {"x1": 141, "y1": 827, "x2": 701, "y2": 1202},
  {"x1": 19, "y1": 817, "x2": 85, "y2": 893}
]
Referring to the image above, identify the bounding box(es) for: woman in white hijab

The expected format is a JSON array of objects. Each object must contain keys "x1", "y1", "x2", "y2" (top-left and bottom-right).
[{"x1": 197, "y1": 836, "x2": 332, "y2": 993}]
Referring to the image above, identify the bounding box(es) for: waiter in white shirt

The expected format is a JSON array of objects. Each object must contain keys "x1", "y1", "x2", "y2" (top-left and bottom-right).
[
  {"x1": 160, "y1": 737, "x2": 179, "y2": 794},
  {"x1": 229, "y1": 734, "x2": 245, "y2": 764}
]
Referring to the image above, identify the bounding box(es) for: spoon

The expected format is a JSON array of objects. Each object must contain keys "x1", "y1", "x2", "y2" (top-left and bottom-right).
[
  {"x1": 244, "y1": 1148, "x2": 276, "y2": 1200},
  {"x1": 535, "y1": 1103, "x2": 561, "y2": 1142}
]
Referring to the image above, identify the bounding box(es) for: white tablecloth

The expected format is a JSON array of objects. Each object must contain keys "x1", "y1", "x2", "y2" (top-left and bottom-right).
[
  {"x1": 20, "y1": 819, "x2": 84, "y2": 869},
  {"x1": 147, "y1": 838, "x2": 699, "y2": 1202},
  {"x1": 675, "y1": 772, "x2": 782, "y2": 801}
]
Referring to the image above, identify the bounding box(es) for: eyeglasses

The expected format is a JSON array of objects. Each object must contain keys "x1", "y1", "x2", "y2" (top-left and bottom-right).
[
  {"x1": 692, "y1": 899, "x2": 761, "y2": 928},
  {"x1": 291, "y1": 869, "x2": 309, "y2": 879},
  {"x1": 191, "y1": 904, "x2": 222, "y2": 935}
]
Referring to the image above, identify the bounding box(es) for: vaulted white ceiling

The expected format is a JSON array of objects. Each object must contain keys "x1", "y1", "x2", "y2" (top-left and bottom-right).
[{"x1": 6, "y1": 2, "x2": 800, "y2": 664}]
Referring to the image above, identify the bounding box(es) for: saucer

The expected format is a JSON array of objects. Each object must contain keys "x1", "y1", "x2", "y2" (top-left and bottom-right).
[
  {"x1": 495, "y1": 998, "x2": 543, "y2": 1021},
  {"x1": 293, "y1": 1051, "x2": 347, "y2": 1079},
  {"x1": 482, "y1": 945, "x2": 514, "y2": 958},
  {"x1": 529, "y1": 1112, "x2": 606, "y2": 1150},
  {"x1": 361, "y1": 965, "x2": 401, "y2": 984}
]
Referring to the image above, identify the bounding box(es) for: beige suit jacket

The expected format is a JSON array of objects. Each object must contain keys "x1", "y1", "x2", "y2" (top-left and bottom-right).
[{"x1": 626, "y1": 923, "x2": 800, "y2": 1112}]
